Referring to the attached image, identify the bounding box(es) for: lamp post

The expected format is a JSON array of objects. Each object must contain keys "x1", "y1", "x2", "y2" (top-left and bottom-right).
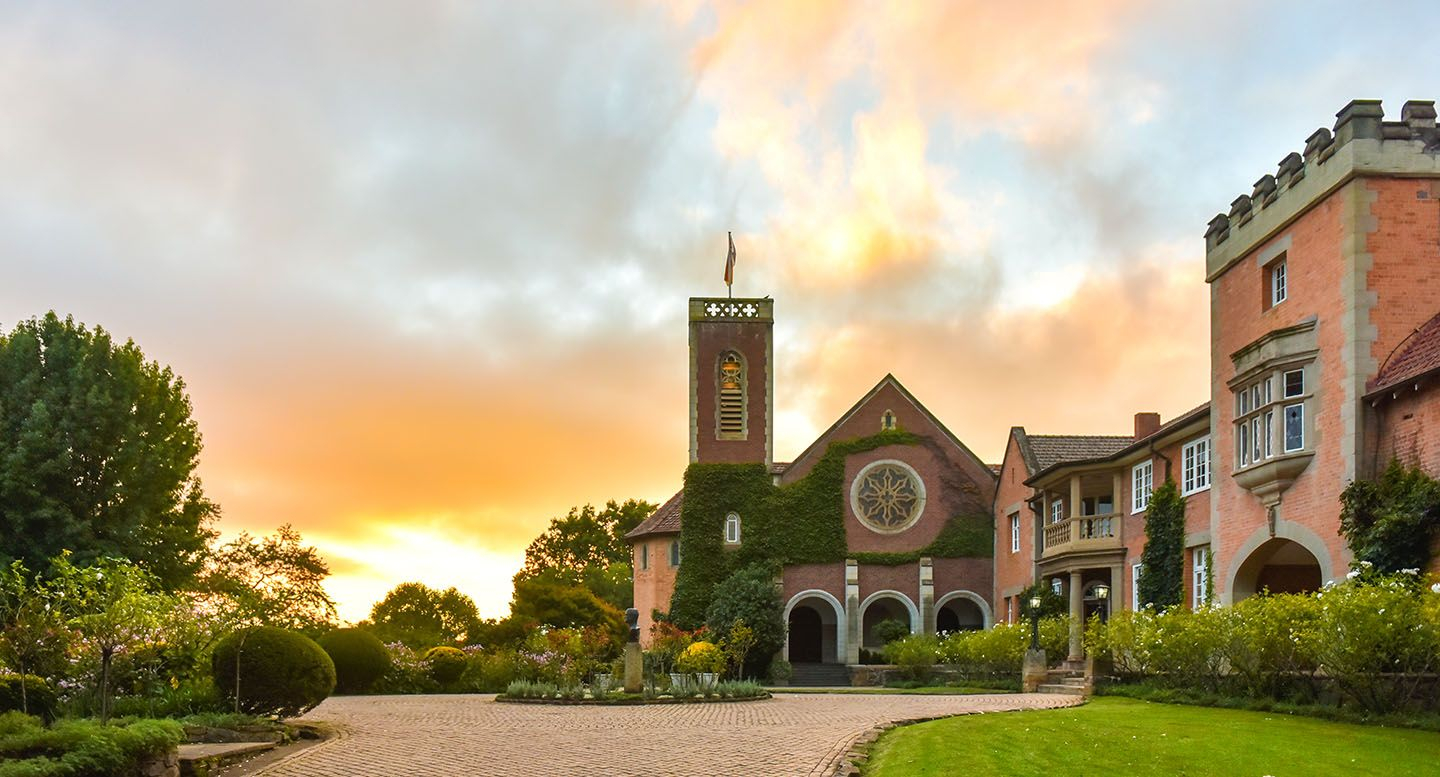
[
  {"x1": 1093, "y1": 583, "x2": 1110, "y2": 624},
  {"x1": 1028, "y1": 594, "x2": 1042, "y2": 650}
]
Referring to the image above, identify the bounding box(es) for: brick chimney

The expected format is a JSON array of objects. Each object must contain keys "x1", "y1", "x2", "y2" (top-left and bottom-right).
[{"x1": 1134, "y1": 412, "x2": 1161, "y2": 440}]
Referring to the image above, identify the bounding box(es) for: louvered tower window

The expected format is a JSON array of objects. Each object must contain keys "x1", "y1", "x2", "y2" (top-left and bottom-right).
[{"x1": 717, "y1": 351, "x2": 746, "y2": 438}]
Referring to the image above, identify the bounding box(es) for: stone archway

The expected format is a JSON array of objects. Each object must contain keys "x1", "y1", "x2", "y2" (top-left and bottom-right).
[
  {"x1": 1232, "y1": 538, "x2": 1323, "y2": 601},
  {"x1": 934, "y1": 591, "x2": 989, "y2": 633},
  {"x1": 859, "y1": 590, "x2": 919, "y2": 650},
  {"x1": 784, "y1": 590, "x2": 845, "y2": 664}
]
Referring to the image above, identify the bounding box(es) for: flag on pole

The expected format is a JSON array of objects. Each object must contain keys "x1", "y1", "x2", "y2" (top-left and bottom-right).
[{"x1": 723, "y1": 231, "x2": 736, "y2": 294}]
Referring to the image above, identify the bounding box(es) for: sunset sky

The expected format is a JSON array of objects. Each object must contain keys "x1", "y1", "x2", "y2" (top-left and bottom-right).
[{"x1": 2, "y1": 1, "x2": 1435, "y2": 622}]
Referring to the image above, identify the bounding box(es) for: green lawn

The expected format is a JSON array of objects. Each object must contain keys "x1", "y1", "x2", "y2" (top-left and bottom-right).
[{"x1": 862, "y1": 697, "x2": 1440, "y2": 777}]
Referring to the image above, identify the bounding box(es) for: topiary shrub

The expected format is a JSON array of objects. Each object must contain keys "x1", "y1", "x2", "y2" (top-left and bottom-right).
[
  {"x1": 0, "y1": 676, "x2": 57, "y2": 722},
  {"x1": 423, "y1": 646, "x2": 468, "y2": 684},
  {"x1": 212, "y1": 626, "x2": 336, "y2": 717},
  {"x1": 317, "y1": 629, "x2": 391, "y2": 694}
]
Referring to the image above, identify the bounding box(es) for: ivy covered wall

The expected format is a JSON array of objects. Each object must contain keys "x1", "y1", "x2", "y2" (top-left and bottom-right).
[{"x1": 667, "y1": 429, "x2": 994, "y2": 627}]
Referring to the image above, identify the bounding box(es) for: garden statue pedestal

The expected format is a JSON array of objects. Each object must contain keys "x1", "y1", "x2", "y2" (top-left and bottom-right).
[
  {"x1": 624, "y1": 643, "x2": 642, "y2": 693},
  {"x1": 1022, "y1": 648, "x2": 1046, "y2": 693}
]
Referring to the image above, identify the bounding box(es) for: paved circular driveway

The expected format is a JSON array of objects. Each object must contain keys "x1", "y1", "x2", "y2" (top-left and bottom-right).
[{"x1": 253, "y1": 692, "x2": 1079, "y2": 776}]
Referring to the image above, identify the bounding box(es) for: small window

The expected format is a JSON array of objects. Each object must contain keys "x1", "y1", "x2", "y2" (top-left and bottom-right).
[
  {"x1": 1270, "y1": 259, "x2": 1287, "y2": 307},
  {"x1": 1283, "y1": 369, "x2": 1304, "y2": 398},
  {"x1": 1010, "y1": 514, "x2": 1020, "y2": 553},
  {"x1": 1192, "y1": 546, "x2": 1211, "y2": 609},
  {"x1": 724, "y1": 512, "x2": 741, "y2": 544},
  {"x1": 1050, "y1": 499, "x2": 1064, "y2": 524},
  {"x1": 1263, "y1": 410, "x2": 1274, "y2": 459},
  {"x1": 1132, "y1": 460, "x2": 1153, "y2": 513},
  {"x1": 669, "y1": 540, "x2": 681, "y2": 567},
  {"x1": 639, "y1": 543, "x2": 649, "y2": 571},
  {"x1": 1284, "y1": 404, "x2": 1305, "y2": 452},
  {"x1": 1182, "y1": 437, "x2": 1210, "y2": 494},
  {"x1": 1132, "y1": 563, "x2": 1143, "y2": 610},
  {"x1": 881, "y1": 409, "x2": 897, "y2": 431},
  {"x1": 1051, "y1": 578, "x2": 1062, "y2": 596},
  {"x1": 1239, "y1": 422, "x2": 1250, "y2": 467}
]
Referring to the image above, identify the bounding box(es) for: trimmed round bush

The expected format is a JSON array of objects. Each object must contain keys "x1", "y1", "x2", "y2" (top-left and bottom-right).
[
  {"x1": 423, "y1": 646, "x2": 467, "y2": 684},
  {"x1": 318, "y1": 628, "x2": 391, "y2": 694},
  {"x1": 212, "y1": 626, "x2": 336, "y2": 717}
]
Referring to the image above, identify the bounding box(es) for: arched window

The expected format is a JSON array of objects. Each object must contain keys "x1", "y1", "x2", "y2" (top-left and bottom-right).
[
  {"x1": 724, "y1": 512, "x2": 741, "y2": 544},
  {"x1": 881, "y1": 409, "x2": 897, "y2": 431},
  {"x1": 717, "y1": 351, "x2": 746, "y2": 439},
  {"x1": 669, "y1": 540, "x2": 681, "y2": 567}
]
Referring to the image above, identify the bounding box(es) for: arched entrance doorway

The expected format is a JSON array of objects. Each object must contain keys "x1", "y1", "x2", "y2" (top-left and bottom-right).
[
  {"x1": 784, "y1": 591, "x2": 844, "y2": 664},
  {"x1": 1232, "y1": 538, "x2": 1323, "y2": 600},
  {"x1": 935, "y1": 595, "x2": 986, "y2": 633},
  {"x1": 859, "y1": 592, "x2": 917, "y2": 650}
]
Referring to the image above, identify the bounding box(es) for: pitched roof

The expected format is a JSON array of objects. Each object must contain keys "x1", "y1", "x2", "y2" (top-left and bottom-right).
[
  {"x1": 1025, "y1": 435, "x2": 1134, "y2": 472},
  {"x1": 1370, "y1": 311, "x2": 1440, "y2": 395},
  {"x1": 625, "y1": 490, "x2": 683, "y2": 540}
]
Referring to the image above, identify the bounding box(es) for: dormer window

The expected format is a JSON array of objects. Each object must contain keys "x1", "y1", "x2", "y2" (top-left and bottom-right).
[
  {"x1": 881, "y1": 410, "x2": 897, "y2": 431},
  {"x1": 717, "y1": 352, "x2": 746, "y2": 439}
]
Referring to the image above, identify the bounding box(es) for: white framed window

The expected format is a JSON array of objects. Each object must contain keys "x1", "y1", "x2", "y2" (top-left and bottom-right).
[
  {"x1": 1284, "y1": 404, "x2": 1305, "y2": 452},
  {"x1": 1050, "y1": 499, "x2": 1064, "y2": 524},
  {"x1": 669, "y1": 540, "x2": 681, "y2": 567},
  {"x1": 1263, "y1": 410, "x2": 1274, "y2": 459},
  {"x1": 724, "y1": 512, "x2": 741, "y2": 544},
  {"x1": 1238, "y1": 422, "x2": 1250, "y2": 467},
  {"x1": 1192, "y1": 546, "x2": 1211, "y2": 609},
  {"x1": 1270, "y1": 259, "x2": 1287, "y2": 306},
  {"x1": 1009, "y1": 514, "x2": 1020, "y2": 553},
  {"x1": 1283, "y1": 368, "x2": 1304, "y2": 398},
  {"x1": 1132, "y1": 460, "x2": 1153, "y2": 513},
  {"x1": 639, "y1": 543, "x2": 649, "y2": 571},
  {"x1": 1132, "y1": 562, "x2": 1143, "y2": 610},
  {"x1": 1051, "y1": 577, "x2": 1062, "y2": 596},
  {"x1": 1182, "y1": 437, "x2": 1211, "y2": 495}
]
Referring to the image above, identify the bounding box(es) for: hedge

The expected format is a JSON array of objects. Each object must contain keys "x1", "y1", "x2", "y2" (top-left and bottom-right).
[
  {"x1": 212, "y1": 626, "x2": 336, "y2": 717},
  {"x1": 0, "y1": 711, "x2": 183, "y2": 777},
  {"x1": 317, "y1": 629, "x2": 391, "y2": 694}
]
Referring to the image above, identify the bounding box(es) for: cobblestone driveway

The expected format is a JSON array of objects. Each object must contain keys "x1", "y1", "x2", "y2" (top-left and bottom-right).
[{"x1": 252, "y1": 692, "x2": 1078, "y2": 776}]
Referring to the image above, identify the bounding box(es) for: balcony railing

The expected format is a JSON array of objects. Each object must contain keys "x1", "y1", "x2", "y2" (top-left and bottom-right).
[{"x1": 1042, "y1": 513, "x2": 1123, "y2": 558}]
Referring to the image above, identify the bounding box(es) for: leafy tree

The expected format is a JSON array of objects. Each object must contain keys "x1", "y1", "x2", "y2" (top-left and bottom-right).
[
  {"x1": 0, "y1": 560, "x2": 68, "y2": 715},
  {"x1": 508, "y1": 577, "x2": 626, "y2": 643},
  {"x1": 200, "y1": 525, "x2": 337, "y2": 633},
  {"x1": 1139, "y1": 478, "x2": 1185, "y2": 610},
  {"x1": 0, "y1": 313, "x2": 217, "y2": 589},
  {"x1": 704, "y1": 563, "x2": 785, "y2": 677},
  {"x1": 49, "y1": 553, "x2": 175, "y2": 722},
  {"x1": 516, "y1": 499, "x2": 655, "y2": 609},
  {"x1": 1018, "y1": 580, "x2": 1067, "y2": 619},
  {"x1": 1340, "y1": 459, "x2": 1440, "y2": 573},
  {"x1": 367, "y1": 583, "x2": 482, "y2": 649}
]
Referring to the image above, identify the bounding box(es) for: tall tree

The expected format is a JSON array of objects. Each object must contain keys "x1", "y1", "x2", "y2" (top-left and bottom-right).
[
  {"x1": 367, "y1": 582, "x2": 482, "y2": 649},
  {"x1": 0, "y1": 313, "x2": 217, "y2": 589},
  {"x1": 1138, "y1": 478, "x2": 1185, "y2": 610},
  {"x1": 199, "y1": 525, "x2": 337, "y2": 633},
  {"x1": 516, "y1": 499, "x2": 655, "y2": 609}
]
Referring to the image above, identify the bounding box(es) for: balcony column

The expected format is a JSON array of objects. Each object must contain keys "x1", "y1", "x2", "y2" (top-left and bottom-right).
[
  {"x1": 1067, "y1": 570, "x2": 1084, "y2": 661},
  {"x1": 1113, "y1": 472, "x2": 1125, "y2": 523},
  {"x1": 1069, "y1": 476, "x2": 1083, "y2": 519}
]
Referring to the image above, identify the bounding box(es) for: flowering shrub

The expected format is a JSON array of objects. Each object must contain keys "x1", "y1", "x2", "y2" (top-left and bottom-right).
[
  {"x1": 883, "y1": 617, "x2": 1069, "y2": 682},
  {"x1": 644, "y1": 622, "x2": 706, "y2": 675},
  {"x1": 675, "y1": 641, "x2": 725, "y2": 675}
]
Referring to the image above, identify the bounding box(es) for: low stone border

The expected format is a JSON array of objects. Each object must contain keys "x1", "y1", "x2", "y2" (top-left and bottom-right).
[
  {"x1": 494, "y1": 692, "x2": 771, "y2": 706},
  {"x1": 828, "y1": 698, "x2": 1087, "y2": 776}
]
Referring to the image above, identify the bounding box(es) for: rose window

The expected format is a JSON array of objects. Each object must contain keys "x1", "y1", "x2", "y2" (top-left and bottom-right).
[{"x1": 851, "y1": 461, "x2": 926, "y2": 533}]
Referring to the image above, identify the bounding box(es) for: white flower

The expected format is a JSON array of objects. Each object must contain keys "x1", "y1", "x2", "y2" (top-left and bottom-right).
[
  {"x1": 1346, "y1": 570, "x2": 1361, "y2": 580},
  {"x1": 1430, "y1": 583, "x2": 1440, "y2": 595},
  {"x1": 1401, "y1": 568, "x2": 1419, "y2": 575},
  {"x1": 1360, "y1": 560, "x2": 1373, "y2": 568}
]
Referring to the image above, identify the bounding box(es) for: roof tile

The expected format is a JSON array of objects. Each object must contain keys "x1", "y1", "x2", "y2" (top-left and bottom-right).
[
  {"x1": 1372, "y1": 312, "x2": 1440, "y2": 393},
  {"x1": 625, "y1": 490, "x2": 683, "y2": 539}
]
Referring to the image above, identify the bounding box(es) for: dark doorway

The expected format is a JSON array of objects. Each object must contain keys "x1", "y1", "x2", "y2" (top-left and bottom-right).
[
  {"x1": 936, "y1": 597, "x2": 985, "y2": 633},
  {"x1": 788, "y1": 606, "x2": 823, "y2": 663}
]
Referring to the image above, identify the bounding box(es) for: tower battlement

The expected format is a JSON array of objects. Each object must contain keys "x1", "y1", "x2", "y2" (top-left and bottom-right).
[{"x1": 1205, "y1": 99, "x2": 1440, "y2": 280}]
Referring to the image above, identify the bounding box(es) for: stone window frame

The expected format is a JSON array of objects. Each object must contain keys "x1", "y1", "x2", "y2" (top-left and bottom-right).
[
  {"x1": 1182, "y1": 436, "x2": 1211, "y2": 495},
  {"x1": 881, "y1": 409, "x2": 897, "y2": 431},
  {"x1": 1267, "y1": 254, "x2": 1288, "y2": 308},
  {"x1": 849, "y1": 459, "x2": 927, "y2": 535},
  {"x1": 724, "y1": 512, "x2": 741, "y2": 545},
  {"x1": 669, "y1": 540, "x2": 681, "y2": 567},
  {"x1": 716, "y1": 351, "x2": 748, "y2": 440},
  {"x1": 1131, "y1": 460, "x2": 1153, "y2": 514},
  {"x1": 1009, "y1": 512, "x2": 1020, "y2": 553},
  {"x1": 1233, "y1": 362, "x2": 1313, "y2": 469}
]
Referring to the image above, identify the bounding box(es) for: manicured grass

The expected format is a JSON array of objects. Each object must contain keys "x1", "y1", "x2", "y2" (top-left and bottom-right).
[
  {"x1": 771, "y1": 686, "x2": 1006, "y2": 695},
  {"x1": 862, "y1": 697, "x2": 1440, "y2": 777}
]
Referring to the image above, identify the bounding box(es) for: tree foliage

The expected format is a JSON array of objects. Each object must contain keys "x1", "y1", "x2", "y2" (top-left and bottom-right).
[
  {"x1": 200, "y1": 525, "x2": 337, "y2": 633},
  {"x1": 1340, "y1": 459, "x2": 1440, "y2": 573},
  {"x1": 367, "y1": 582, "x2": 482, "y2": 649},
  {"x1": 1139, "y1": 478, "x2": 1185, "y2": 610},
  {"x1": 704, "y1": 563, "x2": 785, "y2": 677},
  {"x1": 0, "y1": 561, "x2": 68, "y2": 716},
  {"x1": 509, "y1": 577, "x2": 626, "y2": 644},
  {"x1": 517, "y1": 499, "x2": 655, "y2": 609},
  {"x1": 0, "y1": 313, "x2": 217, "y2": 589}
]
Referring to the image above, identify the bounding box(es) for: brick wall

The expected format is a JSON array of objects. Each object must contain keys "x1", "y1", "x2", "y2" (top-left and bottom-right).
[
  {"x1": 991, "y1": 433, "x2": 1035, "y2": 622},
  {"x1": 632, "y1": 536, "x2": 680, "y2": 646},
  {"x1": 693, "y1": 321, "x2": 770, "y2": 464}
]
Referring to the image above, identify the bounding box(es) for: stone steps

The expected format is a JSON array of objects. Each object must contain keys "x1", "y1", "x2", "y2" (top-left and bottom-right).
[
  {"x1": 177, "y1": 741, "x2": 276, "y2": 777},
  {"x1": 788, "y1": 663, "x2": 852, "y2": 687}
]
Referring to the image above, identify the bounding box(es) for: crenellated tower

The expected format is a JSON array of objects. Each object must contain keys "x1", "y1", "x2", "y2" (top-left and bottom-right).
[{"x1": 688, "y1": 297, "x2": 773, "y2": 466}]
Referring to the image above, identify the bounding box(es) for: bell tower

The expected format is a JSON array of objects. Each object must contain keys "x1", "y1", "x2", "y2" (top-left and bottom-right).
[{"x1": 688, "y1": 297, "x2": 773, "y2": 466}]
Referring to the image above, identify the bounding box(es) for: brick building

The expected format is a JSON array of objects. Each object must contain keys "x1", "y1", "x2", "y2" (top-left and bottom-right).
[
  {"x1": 627, "y1": 298, "x2": 998, "y2": 668},
  {"x1": 994, "y1": 98, "x2": 1440, "y2": 637}
]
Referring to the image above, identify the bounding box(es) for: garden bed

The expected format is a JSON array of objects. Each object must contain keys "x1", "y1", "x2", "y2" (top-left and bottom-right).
[{"x1": 494, "y1": 691, "x2": 771, "y2": 706}]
